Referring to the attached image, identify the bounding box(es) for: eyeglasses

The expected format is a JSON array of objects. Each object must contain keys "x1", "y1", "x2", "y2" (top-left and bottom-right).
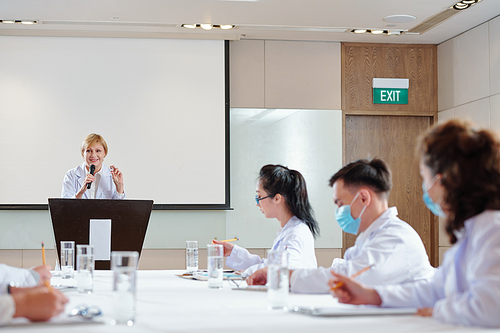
[
  {"x1": 228, "y1": 276, "x2": 246, "y2": 289},
  {"x1": 255, "y1": 195, "x2": 272, "y2": 205}
]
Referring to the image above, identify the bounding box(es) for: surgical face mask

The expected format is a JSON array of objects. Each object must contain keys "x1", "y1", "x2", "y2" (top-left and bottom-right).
[
  {"x1": 335, "y1": 192, "x2": 367, "y2": 235},
  {"x1": 422, "y1": 178, "x2": 446, "y2": 217}
]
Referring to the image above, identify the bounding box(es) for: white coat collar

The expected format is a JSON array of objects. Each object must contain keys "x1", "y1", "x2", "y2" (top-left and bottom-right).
[{"x1": 356, "y1": 207, "x2": 398, "y2": 245}]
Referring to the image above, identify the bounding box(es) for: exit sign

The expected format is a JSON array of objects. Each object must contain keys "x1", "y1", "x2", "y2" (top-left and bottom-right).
[{"x1": 373, "y1": 78, "x2": 409, "y2": 104}]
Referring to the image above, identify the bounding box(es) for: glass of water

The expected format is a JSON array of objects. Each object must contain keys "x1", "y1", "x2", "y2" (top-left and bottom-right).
[
  {"x1": 186, "y1": 241, "x2": 198, "y2": 273},
  {"x1": 60, "y1": 241, "x2": 75, "y2": 279},
  {"x1": 207, "y1": 244, "x2": 223, "y2": 289},
  {"x1": 76, "y1": 245, "x2": 94, "y2": 294},
  {"x1": 111, "y1": 251, "x2": 138, "y2": 326},
  {"x1": 267, "y1": 249, "x2": 289, "y2": 310}
]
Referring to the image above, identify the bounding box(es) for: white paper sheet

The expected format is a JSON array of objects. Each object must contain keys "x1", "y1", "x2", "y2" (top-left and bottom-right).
[{"x1": 89, "y1": 219, "x2": 112, "y2": 261}]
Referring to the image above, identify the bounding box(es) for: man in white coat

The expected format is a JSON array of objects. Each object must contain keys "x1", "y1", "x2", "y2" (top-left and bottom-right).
[{"x1": 247, "y1": 159, "x2": 435, "y2": 293}]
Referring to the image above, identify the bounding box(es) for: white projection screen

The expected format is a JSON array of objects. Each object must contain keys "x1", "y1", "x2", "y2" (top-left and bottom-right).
[{"x1": 0, "y1": 36, "x2": 229, "y2": 209}]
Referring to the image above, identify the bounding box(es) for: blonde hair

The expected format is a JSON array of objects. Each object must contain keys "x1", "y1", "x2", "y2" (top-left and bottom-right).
[{"x1": 80, "y1": 133, "x2": 108, "y2": 157}]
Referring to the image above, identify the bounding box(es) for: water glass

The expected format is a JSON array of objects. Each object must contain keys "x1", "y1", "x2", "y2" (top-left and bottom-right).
[
  {"x1": 76, "y1": 245, "x2": 94, "y2": 294},
  {"x1": 60, "y1": 241, "x2": 75, "y2": 279},
  {"x1": 207, "y1": 244, "x2": 223, "y2": 289},
  {"x1": 267, "y1": 249, "x2": 289, "y2": 310},
  {"x1": 111, "y1": 251, "x2": 138, "y2": 326},
  {"x1": 186, "y1": 241, "x2": 198, "y2": 273}
]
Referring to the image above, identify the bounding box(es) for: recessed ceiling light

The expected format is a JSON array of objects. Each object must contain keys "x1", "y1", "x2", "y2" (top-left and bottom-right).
[
  {"x1": 2, "y1": 20, "x2": 15, "y2": 24},
  {"x1": 453, "y1": 3, "x2": 469, "y2": 9},
  {"x1": 200, "y1": 24, "x2": 213, "y2": 30},
  {"x1": 461, "y1": 0, "x2": 476, "y2": 3},
  {"x1": 384, "y1": 15, "x2": 416, "y2": 24},
  {"x1": 353, "y1": 29, "x2": 367, "y2": 34},
  {"x1": 370, "y1": 30, "x2": 384, "y2": 34},
  {"x1": 182, "y1": 24, "x2": 197, "y2": 29},
  {"x1": 219, "y1": 25, "x2": 234, "y2": 30},
  {"x1": 21, "y1": 20, "x2": 35, "y2": 25}
]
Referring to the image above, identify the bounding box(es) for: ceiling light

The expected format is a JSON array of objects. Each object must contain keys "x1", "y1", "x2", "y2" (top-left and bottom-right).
[
  {"x1": 21, "y1": 20, "x2": 36, "y2": 25},
  {"x1": 383, "y1": 15, "x2": 416, "y2": 24},
  {"x1": 353, "y1": 29, "x2": 367, "y2": 34},
  {"x1": 370, "y1": 30, "x2": 384, "y2": 34},
  {"x1": 1, "y1": 20, "x2": 15, "y2": 24},
  {"x1": 387, "y1": 30, "x2": 401, "y2": 36},
  {"x1": 219, "y1": 25, "x2": 234, "y2": 30},
  {"x1": 200, "y1": 24, "x2": 213, "y2": 30},
  {"x1": 181, "y1": 24, "x2": 197, "y2": 29},
  {"x1": 453, "y1": 3, "x2": 469, "y2": 9},
  {"x1": 461, "y1": 0, "x2": 477, "y2": 3}
]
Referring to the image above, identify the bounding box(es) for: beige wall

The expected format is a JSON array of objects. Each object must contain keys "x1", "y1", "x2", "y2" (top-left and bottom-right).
[{"x1": 437, "y1": 16, "x2": 500, "y2": 262}]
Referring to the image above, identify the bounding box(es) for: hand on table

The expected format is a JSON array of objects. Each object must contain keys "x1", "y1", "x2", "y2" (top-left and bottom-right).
[{"x1": 12, "y1": 286, "x2": 68, "y2": 322}]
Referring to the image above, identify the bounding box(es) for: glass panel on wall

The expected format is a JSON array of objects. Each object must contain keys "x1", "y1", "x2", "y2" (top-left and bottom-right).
[{"x1": 228, "y1": 108, "x2": 343, "y2": 249}]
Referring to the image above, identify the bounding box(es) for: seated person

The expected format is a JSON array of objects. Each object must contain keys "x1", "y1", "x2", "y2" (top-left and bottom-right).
[
  {"x1": 247, "y1": 159, "x2": 435, "y2": 292},
  {"x1": 330, "y1": 120, "x2": 500, "y2": 327},
  {"x1": 214, "y1": 164, "x2": 319, "y2": 276},
  {"x1": 61, "y1": 133, "x2": 125, "y2": 199}
]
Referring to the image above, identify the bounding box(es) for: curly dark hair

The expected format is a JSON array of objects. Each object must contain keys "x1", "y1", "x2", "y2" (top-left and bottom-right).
[{"x1": 417, "y1": 119, "x2": 500, "y2": 244}]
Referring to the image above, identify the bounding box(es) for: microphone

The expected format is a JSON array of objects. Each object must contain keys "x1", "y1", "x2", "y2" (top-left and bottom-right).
[{"x1": 87, "y1": 164, "x2": 96, "y2": 189}]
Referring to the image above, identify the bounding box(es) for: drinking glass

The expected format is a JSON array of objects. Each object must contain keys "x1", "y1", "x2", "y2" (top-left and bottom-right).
[
  {"x1": 186, "y1": 241, "x2": 198, "y2": 273},
  {"x1": 207, "y1": 244, "x2": 223, "y2": 289},
  {"x1": 60, "y1": 241, "x2": 75, "y2": 279},
  {"x1": 76, "y1": 245, "x2": 94, "y2": 294},
  {"x1": 267, "y1": 249, "x2": 289, "y2": 310},
  {"x1": 111, "y1": 251, "x2": 138, "y2": 326}
]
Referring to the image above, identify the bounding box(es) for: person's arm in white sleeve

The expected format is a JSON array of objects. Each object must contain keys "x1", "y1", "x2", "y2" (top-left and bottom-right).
[
  {"x1": 432, "y1": 223, "x2": 500, "y2": 327},
  {"x1": 374, "y1": 266, "x2": 446, "y2": 309},
  {"x1": 225, "y1": 245, "x2": 264, "y2": 271},
  {"x1": 0, "y1": 265, "x2": 39, "y2": 291},
  {"x1": 112, "y1": 191, "x2": 126, "y2": 199},
  {"x1": 290, "y1": 267, "x2": 333, "y2": 293},
  {"x1": 61, "y1": 171, "x2": 77, "y2": 198},
  {"x1": 0, "y1": 295, "x2": 16, "y2": 326}
]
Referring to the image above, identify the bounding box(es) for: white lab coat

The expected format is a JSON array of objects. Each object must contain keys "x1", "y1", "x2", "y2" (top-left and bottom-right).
[
  {"x1": 61, "y1": 162, "x2": 125, "y2": 199},
  {"x1": 291, "y1": 207, "x2": 435, "y2": 293},
  {"x1": 225, "y1": 216, "x2": 317, "y2": 276},
  {"x1": 0, "y1": 295, "x2": 15, "y2": 325},
  {"x1": 375, "y1": 210, "x2": 500, "y2": 328},
  {"x1": 0, "y1": 264, "x2": 39, "y2": 295}
]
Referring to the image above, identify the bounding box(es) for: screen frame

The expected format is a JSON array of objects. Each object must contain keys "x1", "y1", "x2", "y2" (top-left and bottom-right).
[{"x1": 0, "y1": 40, "x2": 231, "y2": 211}]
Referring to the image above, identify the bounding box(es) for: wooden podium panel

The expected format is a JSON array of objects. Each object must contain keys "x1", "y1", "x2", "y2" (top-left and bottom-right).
[{"x1": 48, "y1": 198, "x2": 153, "y2": 270}]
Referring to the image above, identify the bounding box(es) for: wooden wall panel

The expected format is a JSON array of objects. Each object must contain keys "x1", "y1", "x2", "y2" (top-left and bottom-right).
[
  {"x1": 342, "y1": 43, "x2": 437, "y2": 113},
  {"x1": 341, "y1": 42, "x2": 439, "y2": 267}
]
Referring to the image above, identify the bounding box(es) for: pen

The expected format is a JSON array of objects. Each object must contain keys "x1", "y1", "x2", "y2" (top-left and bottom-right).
[
  {"x1": 331, "y1": 264, "x2": 374, "y2": 291},
  {"x1": 215, "y1": 237, "x2": 239, "y2": 242},
  {"x1": 41, "y1": 242, "x2": 54, "y2": 294}
]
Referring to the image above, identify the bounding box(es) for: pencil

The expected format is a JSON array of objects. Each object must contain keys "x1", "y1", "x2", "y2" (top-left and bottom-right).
[
  {"x1": 331, "y1": 265, "x2": 373, "y2": 291},
  {"x1": 41, "y1": 242, "x2": 46, "y2": 266},
  {"x1": 41, "y1": 242, "x2": 54, "y2": 293},
  {"x1": 217, "y1": 237, "x2": 239, "y2": 242}
]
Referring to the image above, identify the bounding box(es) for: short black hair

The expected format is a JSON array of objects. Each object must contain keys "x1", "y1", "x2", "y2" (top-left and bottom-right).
[{"x1": 328, "y1": 159, "x2": 392, "y2": 199}]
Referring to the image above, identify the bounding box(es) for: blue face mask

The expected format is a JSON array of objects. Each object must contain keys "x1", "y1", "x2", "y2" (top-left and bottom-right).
[
  {"x1": 422, "y1": 179, "x2": 446, "y2": 217},
  {"x1": 335, "y1": 192, "x2": 367, "y2": 235}
]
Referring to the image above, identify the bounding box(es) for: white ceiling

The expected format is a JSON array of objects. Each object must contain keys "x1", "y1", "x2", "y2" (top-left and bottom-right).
[{"x1": 1, "y1": 0, "x2": 499, "y2": 44}]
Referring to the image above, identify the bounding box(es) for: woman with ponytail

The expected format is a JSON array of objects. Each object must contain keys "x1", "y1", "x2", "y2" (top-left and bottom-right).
[
  {"x1": 329, "y1": 119, "x2": 500, "y2": 328},
  {"x1": 214, "y1": 164, "x2": 319, "y2": 276}
]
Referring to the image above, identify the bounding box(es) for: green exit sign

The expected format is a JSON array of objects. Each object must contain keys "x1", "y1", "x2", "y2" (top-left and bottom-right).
[{"x1": 373, "y1": 78, "x2": 409, "y2": 105}]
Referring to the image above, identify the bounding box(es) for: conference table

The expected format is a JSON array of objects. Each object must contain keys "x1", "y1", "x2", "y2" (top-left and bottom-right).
[{"x1": 4, "y1": 270, "x2": 495, "y2": 332}]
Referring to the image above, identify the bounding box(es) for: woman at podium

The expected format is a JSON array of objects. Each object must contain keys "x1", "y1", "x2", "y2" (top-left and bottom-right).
[{"x1": 61, "y1": 133, "x2": 125, "y2": 199}]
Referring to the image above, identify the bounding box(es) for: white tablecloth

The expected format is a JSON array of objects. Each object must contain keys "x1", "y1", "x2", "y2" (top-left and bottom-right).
[{"x1": 3, "y1": 270, "x2": 493, "y2": 332}]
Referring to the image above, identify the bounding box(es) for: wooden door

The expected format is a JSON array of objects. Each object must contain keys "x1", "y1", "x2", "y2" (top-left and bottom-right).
[{"x1": 343, "y1": 114, "x2": 438, "y2": 267}]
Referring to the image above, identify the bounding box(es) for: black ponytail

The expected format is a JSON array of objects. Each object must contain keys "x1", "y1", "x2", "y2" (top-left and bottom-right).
[{"x1": 259, "y1": 165, "x2": 320, "y2": 238}]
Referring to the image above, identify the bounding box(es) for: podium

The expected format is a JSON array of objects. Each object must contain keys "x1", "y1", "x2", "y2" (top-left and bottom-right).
[{"x1": 48, "y1": 198, "x2": 153, "y2": 270}]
